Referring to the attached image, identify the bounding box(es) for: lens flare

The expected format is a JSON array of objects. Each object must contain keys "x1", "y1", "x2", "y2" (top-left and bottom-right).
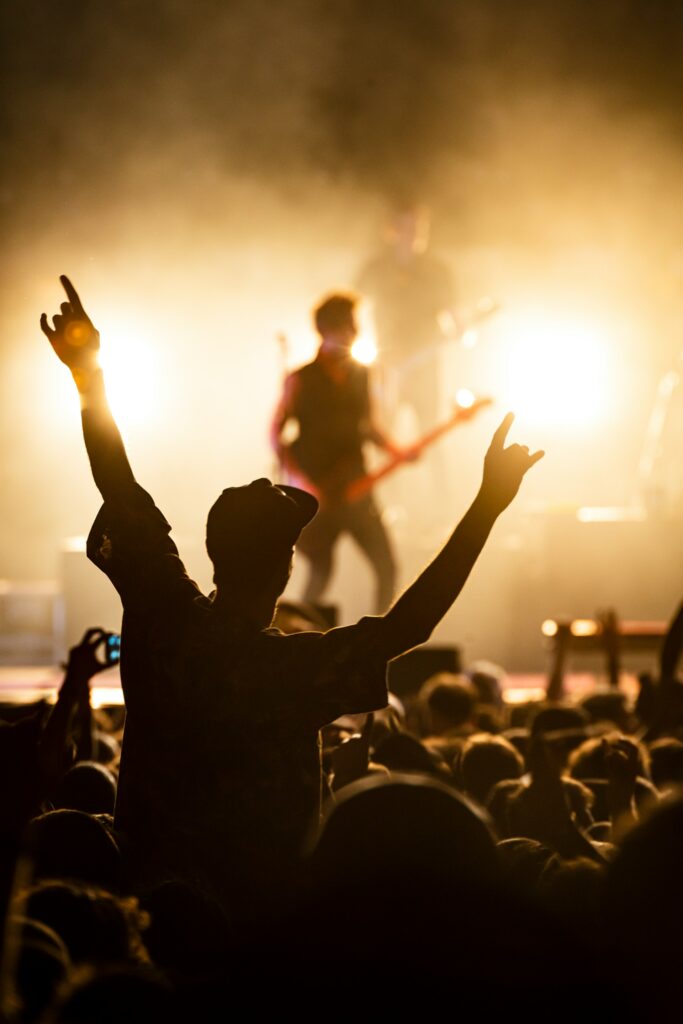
[
  {"x1": 455, "y1": 388, "x2": 475, "y2": 408},
  {"x1": 351, "y1": 334, "x2": 378, "y2": 366}
]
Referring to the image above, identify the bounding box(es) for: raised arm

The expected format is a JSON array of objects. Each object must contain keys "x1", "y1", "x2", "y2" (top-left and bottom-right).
[
  {"x1": 381, "y1": 413, "x2": 543, "y2": 656},
  {"x1": 41, "y1": 275, "x2": 136, "y2": 501}
]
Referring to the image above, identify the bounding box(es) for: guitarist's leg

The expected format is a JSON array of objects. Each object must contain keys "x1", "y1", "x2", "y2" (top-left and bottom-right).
[
  {"x1": 296, "y1": 503, "x2": 342, "y2": 606},
  {"x1": 345, "y1": 497, "x2": 396, "y2": 614}
]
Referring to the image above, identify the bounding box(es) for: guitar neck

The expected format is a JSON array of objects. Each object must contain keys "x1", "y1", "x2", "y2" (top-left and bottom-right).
[{"x1": 344, "y1": 398, "x2": 492, "y2": 502}]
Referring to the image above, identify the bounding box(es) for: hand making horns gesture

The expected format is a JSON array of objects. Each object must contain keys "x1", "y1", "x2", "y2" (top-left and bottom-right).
[
  {"x1": 480, "y1": 412, "x2": 545, "y2": 512},
  {"x1": 40, "y1": 275, "x2": 100, "y2": 377}
]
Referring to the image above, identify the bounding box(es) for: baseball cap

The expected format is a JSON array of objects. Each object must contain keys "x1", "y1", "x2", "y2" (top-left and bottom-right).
[{"x1": 206, "y1": 478, "x2": 318, "y2": 568}]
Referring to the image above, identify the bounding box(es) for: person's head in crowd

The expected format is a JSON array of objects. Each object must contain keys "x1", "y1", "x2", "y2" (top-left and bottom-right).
[
  {"x1": 568, "y1": 733, "x2": 650, "y2": 783},
  {"x1": 506, "y1": 775, "x2": 595, "y2": 841},
  {"x1": 487, "y1": 778, "x2": 525, "y2": 838},
  {"x1": 314, "y1": 292, "x2": 359, "y2": 353},
  {"x1": 496, "y1": 837, "x2": 554, "y2": 894},
  {"x1": 530, "y1": 703, "x2": 590, "y2": 738},
  {"x1": 604, "y1": 794, "x2": 683, "y2": 990},
  {"x1": 372, "y1": 733, "x2": 445, "y2": 776},
  {"x1": 20, "y1": 881, "x2": 148, "y2": 968},
  {"x1": 420, "y1": 672, "x2": 476, "y2": 736},
  {"x1": 648, "y1": 738, "x2": 683, "y2": 793},
  {"x1": 25, "y1": 810, "x2": 121, "y2": 891},
  {"x1": 91, "y1": 730, "x2": 120, "y2": 765},
  {"x1": 580, "y1": 692, "x2": 631, "y2": 732},
  {"x1": 53, "y1": 762, "x2": 117, "y2": 817},
  {"x1": 139, "y1": 880, "x2": 233, "y2": 973},
  {"x1": 45, "y1": 965, "x2": 174, "y2": 1024},
  {"x1": 458, "y1": 733, "x2": 524, "y2": 806},
  {"x1": 311, "y1": 772, "x2": 498, "y2": 888},
  {"x1": 205, "y1": 478, "x2": 318, "y2": 626},
  {"x1": 3, "y1": 916, "x2": 69, "y2": 1023},
  {"x1": 470, "y1": 661, "x2": 505, "y2": 709}
]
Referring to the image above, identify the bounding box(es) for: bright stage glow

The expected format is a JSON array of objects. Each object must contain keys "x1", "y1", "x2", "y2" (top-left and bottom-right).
[
  {"x1": 500, "y1": 312, "x2": 610, "y2": 429},
  {"x1": 455, "y1": 387, "x2": 475, "y2": 408},
  {"x1": 351, "y1": 334, "x2": 378, "y2": 366},
  {"x1": 98, "y1": 315, "x2": 163, "y2": 429}
]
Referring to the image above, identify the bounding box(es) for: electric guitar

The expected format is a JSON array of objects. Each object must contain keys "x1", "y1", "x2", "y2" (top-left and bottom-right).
[{"x1": 282, "y1": 396, "x2": 493, "y2": 504}]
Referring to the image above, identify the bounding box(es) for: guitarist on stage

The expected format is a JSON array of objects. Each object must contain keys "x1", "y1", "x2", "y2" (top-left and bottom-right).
[{"x1": 271, "y1": 292, "x2": 413, "y2": 613}]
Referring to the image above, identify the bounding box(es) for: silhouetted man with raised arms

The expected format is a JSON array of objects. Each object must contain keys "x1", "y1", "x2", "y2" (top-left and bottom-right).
[{"x1": 41, "y1": 276, "x2": 542, "y2": 912}]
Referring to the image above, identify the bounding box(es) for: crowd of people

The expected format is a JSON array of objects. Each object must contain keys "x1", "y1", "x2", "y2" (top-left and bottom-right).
[{"x1": 0, "y1": 275, "x2": 680, "y2": 1021}]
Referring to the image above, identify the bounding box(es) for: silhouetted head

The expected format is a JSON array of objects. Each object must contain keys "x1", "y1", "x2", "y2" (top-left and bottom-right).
[
  {"x1": 530, "y1": 703, "x2": 590, "y2": 737},
  {"x1": 648, "y1": 737, "x2": 683, "y2": 792},
  {"x1": 6, "y1": 916, "x2": 69, "y2": 1023},
  {"x1": 580, "y1": 691, "x2": 630, "y2": 731},
  {"x1": 497, "y1": 837, "x2": 554, "y2": 892},
  {"x1": 311, "y1": 772, "x2": 498, "y2": 888},
  {"x1": 372, "y1": 732, "x2": 442, "y2": 775},
  {"x1": 53, "y1": 762, "x2": 117, "y2": 816},
  {"x1": 23, "y1": 880, "x2": 148, "y2": 967},
  {"x1": 314, "y1": 292, "x2": 358, "y2": 351},
  {"x1": 459, "y1": 733, "x2": 525, "y2": 805},
  {"x1": 25, "y1": 810, "x2": 121, "y2": 891},
  {"x1": 206, "y1": 479, "x2": 318, "y2": 613},
  {"x1": 420, "y1": 672, "x2": 476, "y2": 735},
  {"x1": 568, "y1": 733, "x2": 650, "y2": 782},
  {"x1": 604, "y1": 795, "x2": 683, "y2": 994}
]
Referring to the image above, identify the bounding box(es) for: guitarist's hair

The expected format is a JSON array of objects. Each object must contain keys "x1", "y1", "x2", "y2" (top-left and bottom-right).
[{"x1": 313, "y1": 292, "x2": 358, "y2": 336}]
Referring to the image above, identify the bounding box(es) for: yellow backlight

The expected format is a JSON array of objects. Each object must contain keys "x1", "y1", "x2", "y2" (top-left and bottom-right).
[
  {"x1": 570, "y1": 619, "x2": 599, "y2": 637},
  {"x1": 351, "y1": 335, "x2": 378, "y2": 366},
  {"x1": 98, "y1": 316, "x2": 162, "y2": 429},
  {"x1": 456, "y1": 387, "x2": 475, "y2": 408},
  {"x1": 541, "y1": 619, "x2": 558, "y2": 637},
  {"x1": 500, "y1": 311, "x2": 609, "y2": 429}
]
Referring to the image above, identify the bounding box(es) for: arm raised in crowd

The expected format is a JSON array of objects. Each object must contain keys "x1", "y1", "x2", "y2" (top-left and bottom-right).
[
  {"x1": 40, "y1": 275, "x2": 136, "y2": 501},
  {"x1": 381, "y1": 413, "x2": 543, "y2": 657},
  {"x1": 38, "y1": 628, "x2": 109, "y2": 789}
]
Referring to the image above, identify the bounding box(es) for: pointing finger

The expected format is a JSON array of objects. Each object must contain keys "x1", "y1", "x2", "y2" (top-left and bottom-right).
[
  {"x1": 528, "y1": 450, "x2": 545, "y2": 467},
  {"x1": 491, "y1": 412, "x2": 514, "y2": 450},
  {"x1": 60, "y1": 275, "x2": 85, "y2": 314}
]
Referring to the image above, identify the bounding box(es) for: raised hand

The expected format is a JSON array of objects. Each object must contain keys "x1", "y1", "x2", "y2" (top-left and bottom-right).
[
  {"x1": 480, "y1": 412, "x2": 544, "y2": 512},
  {"x1": 65, "y1": 627, "x2": 115, "y2": 684},
  {"x1": 40, "y1": 275, "x2": 100, "y2": 377}
]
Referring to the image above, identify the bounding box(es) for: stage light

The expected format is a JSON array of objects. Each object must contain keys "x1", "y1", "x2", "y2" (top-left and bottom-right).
[
  {"x1": 98, "y1": 316, "x2": 162, "y2": 430},
  {"x1": 501, "y1": 312, "x2": 610, "y2": 429},
  {"x1": 570, "y1": 619, "x2": 599, "y2": 637},
  {"x1": 456, "y1": 388, "x2": 475, "y2": 408},
  {"x1": 351, "y1": 334, "x2": 378, "y2": 366},
  {"x1": 542, "y1": 619, "x2": 559, "y2": 637}
]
